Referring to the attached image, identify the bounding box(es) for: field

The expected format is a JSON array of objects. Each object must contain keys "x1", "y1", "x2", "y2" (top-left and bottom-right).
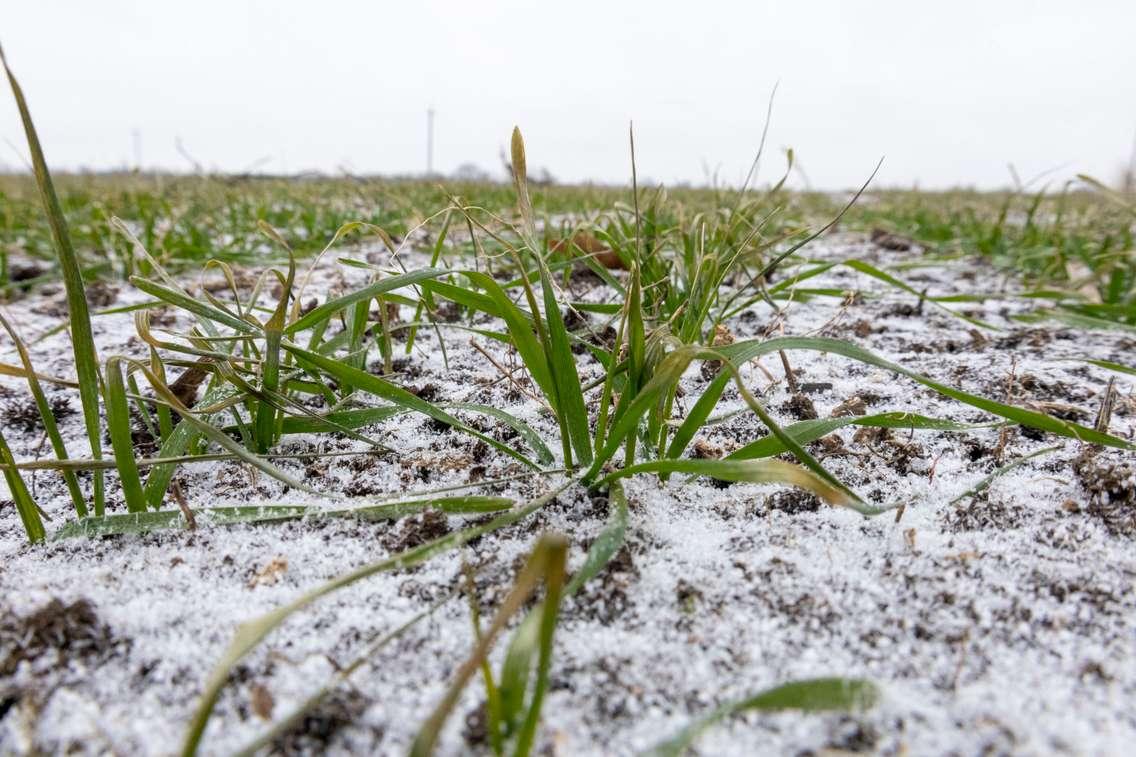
[{"x1": 1, "y1": 59, "x2": 1136, "y2": 755}]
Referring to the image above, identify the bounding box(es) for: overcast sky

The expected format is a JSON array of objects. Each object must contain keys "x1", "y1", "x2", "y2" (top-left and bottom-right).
[{"x1": 1, "y1": 1, "x2": 1134, "y2": 189}]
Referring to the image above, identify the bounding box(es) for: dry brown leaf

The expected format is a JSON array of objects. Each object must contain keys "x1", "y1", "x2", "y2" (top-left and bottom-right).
[
  {"x1": 248, "y1": 556, "x2": 288, "y2": 588},
  {"x1": 249, "y1": 682, "x2": 274, "y2": 719},
  {"x1": 549, "y1": 232, "x2": 625, "y2": 270}
]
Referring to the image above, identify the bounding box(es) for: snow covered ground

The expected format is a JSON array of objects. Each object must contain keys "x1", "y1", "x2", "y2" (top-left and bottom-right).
[{"x1": 1, "y1": 234, "x2": 1134, "y2": 755}]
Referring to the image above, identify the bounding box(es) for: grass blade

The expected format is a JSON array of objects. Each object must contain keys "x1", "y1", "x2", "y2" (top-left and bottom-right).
[
  {"x1": 728, "y1": 412, "x2": 998, "y2": 461},
  {"x1": 409, "y1": 532, "x2": 568, "y2": 757},
  {"x1": 0, "y1": 427, "x2": 45, "y2": 543},
  {"x1": 0, "y1": 311, "x2": 86, "y2": 516},
  {"x1": 645, "y1": 678, "x2": 878, "y2": 757},
  {"x1": 600, "y1": 458, "x2": 860, "y2": 510},
  {"x1": 285, "y1": 268, "x2": 448, "y2": 335},
  {"x1": 717, "y1": 336, "x2": 1134, "y2": 450},
  {"x1": 104, "y1": 357, "x2": 148, "y2": 513},
  {"x1": 2, "y1": 44, "x2": 105, "y2": 515},
  {"x1": 52, "y1": 495, "x2": 512, "y2": 539}
]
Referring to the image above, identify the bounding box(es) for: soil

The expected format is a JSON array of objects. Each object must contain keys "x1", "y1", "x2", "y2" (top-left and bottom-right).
[{"x1": 0, "y1": 232, "x2": 1134, "y2": 755}]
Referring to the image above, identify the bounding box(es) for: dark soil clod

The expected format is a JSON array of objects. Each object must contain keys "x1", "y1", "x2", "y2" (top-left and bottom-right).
[
  {"x1": 764, "y1": 489, "x2": 822, "y2": 515},
  {"x1": 782, "y1": 393, "x2": 818, "y2": 420},
  {"x1": 1072, "y1": 449, "x2": 1136, "y2": 536},
  {"x1": 1, "y1": 598, "x2": 119, "y2": 677},
  {"x1": 383, "y1": 509, "x2": 450, "y2": 552},
  {"x1": 271, "y1": 689, "x2": 373, "y2": 754}
]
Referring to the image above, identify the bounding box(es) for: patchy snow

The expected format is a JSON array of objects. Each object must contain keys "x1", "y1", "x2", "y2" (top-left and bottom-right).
[{"x1": 1, "y1": 234, "x2": 1134, "y2": 755}]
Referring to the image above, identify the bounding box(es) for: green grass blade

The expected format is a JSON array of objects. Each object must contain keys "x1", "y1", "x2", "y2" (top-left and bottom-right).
[
  {"x1": 717, "y1": 336, "x2": 1134, "y2": 450},
  {"x1": 0, "y1": 427, "x2": 45, "y2": 543},
  {"x1": 278, "y1": 405, "x2": 405, "y2": 435},
  {"x1": 841, "y1": 258, "x2": 998, "y2": 329},
  {"x1": 566, "y1": 479, "x2": 629, "y2": 596},
  {"x1": 667, "y1": 366, "x2": 731, "y2": 460},
  {"x1": 538, "y1": 269, "x2": 593, "y2": 466},
  {"x1": 728, "y1": 412, "x2": 999, "y2": 461},
  {"x1": 52, "y1": 496, "x2": 511, "y2": 539},
  {"x1": 129, "y1": 276, "x2": 258, "y2": 333},
  {"x1": 254, "y1": 260, "x2": 294, "y2": 452},
  {"x1": 949, "y1": 445, "x2": 1062, "y2": 506},
  {"x1": 600, "y1": 458, "x2": 861, "y2": 510},
  {"x1": 104, "y1": 357, "x2": 148, "y2": 513},
  {"x1": 285, "y1": 268, "x2": 447, "y2": 335},
  {"x1": 444, "y1": 401, "x2": 555, "y2": 465},
  {"x1": 1085, "y1": 358, "x2": 1136, "y2": 376},
  {"x1": 2, "y1": 44, "x2": 105, "y2": 515},
  {"x1": 644, "y1": 678, "x2": 878, "y2": 757},
  {"x1": 457, "y1": 270, "x2": 557, "y2": 403},
  {"x1": 0, "y1": 311, "x2": 86, "y2": 516}
]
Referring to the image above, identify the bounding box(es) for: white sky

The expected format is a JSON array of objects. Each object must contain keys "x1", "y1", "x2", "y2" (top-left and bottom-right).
[{"x1": 2, "y1": 0, "x2": 1134, "y2": 189}]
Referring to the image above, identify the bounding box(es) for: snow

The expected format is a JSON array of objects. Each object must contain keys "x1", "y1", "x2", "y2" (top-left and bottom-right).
[{"x1": 1, "y1": 233, "x2": 1134, "y2": 755}]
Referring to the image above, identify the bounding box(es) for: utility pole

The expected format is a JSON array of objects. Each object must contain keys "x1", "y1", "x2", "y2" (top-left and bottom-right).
[
  {"x1": 132, "y1": 128, "x2": 142, "y2": 170},
  {"x1": 426, "y1": 106, "x2": 435, "y2": 175}
]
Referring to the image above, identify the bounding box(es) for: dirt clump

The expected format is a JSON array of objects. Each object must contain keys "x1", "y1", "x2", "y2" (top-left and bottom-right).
[
  {"x1": 830, "y1": 396, "x2": 867, "y2": 417},
  {"x1": 84, "y1": 281, "x2": 119, "y2": 307},
  {"x1": 852, "y1": 426, "x2": 926, "y2": 474},
  {"x1": 943, "y1": 493, "x2": 1028, "y2": 532},
  {"x1": 782, "y1": 392, "x2": 818, "y2": 420},
  {"x1": 7, "y1": 260, "x2": 47, "y2": 290},
  {"x1": 1, "y1": 598, "x2": 119, "y2": 677},
  {"x1": 383, "y1": 509, "x2": 450, "y2": 552},
  {"x1": 675, "y1": 579, "x2": 703, "y2": 612},
  {"x1": 271, "y1": 689, "x2": 374, "y2": 753},
  {"x1": 571, "y1": 545, "x2": 638, "y2": 622},
  {"x1": 764, "y1": 489, "x2": 822, "y2": 515},
  {"x1": 462, "y1": 701, "x2": 489, "y2": 747},
  {"x1": 871, "y1": 228, "x2": 916, "y2": 251},
  {"x1": 1071, "y1": 449, "x2": 1135, "y2": 536},
  {"x1": 691, "y1": 438, "x2": 723, "y2": 459},
  {"x1": 1, "y1": 394, "x2": 73, "y2": 433}
]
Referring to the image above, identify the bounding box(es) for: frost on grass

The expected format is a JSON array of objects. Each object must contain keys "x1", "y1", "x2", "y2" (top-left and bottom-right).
[{"x1": 1, "y1": 235, "x2": 1135, "y2": 754}]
